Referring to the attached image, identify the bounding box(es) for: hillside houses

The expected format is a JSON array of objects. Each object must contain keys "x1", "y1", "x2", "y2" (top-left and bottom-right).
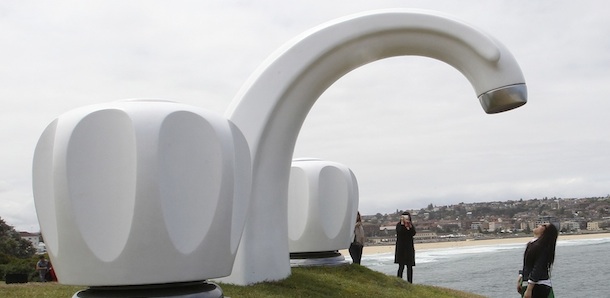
[{"x1": 360, "y1": 196, "x2": 610, "y2": 245}]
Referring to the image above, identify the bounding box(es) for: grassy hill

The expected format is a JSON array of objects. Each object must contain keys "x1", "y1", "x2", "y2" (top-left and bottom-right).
[{"x1": 0, "y1": 264, "x2": 485, "y2": 297}]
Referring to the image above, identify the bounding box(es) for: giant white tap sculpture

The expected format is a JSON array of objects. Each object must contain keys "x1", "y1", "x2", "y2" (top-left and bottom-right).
[
  {"x1": 33, "y1": 8, "x2": 528, "y2": 294},
  {"x1": 224, "y1": 9, "x2": 526, "y2": 285}
]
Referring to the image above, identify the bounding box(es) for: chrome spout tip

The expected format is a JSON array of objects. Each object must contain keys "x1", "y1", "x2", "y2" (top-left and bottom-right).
[{"x1": 478, "y1": 84, "x2": 527, "y2": 114}]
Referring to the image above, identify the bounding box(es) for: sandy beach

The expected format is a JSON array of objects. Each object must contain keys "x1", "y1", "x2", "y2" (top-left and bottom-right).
[{"x1": 339, "y1": 232, "x2": 610, "y2": 256}]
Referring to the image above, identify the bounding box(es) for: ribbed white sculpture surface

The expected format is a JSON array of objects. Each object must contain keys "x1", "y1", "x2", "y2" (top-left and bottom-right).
[
  {"x1": 32, "y1": 100, "x2": 251, "y2": 286},
  {"x1": 288, "y1": 159, "x2": 358, "y2": 253}
]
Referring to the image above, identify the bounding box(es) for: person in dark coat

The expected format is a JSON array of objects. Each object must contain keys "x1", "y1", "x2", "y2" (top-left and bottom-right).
[
  {"x1": 517, "y1": 223, "x2": 558, "y2": 298},
  {"x1": 394, "y1": 211, "x2": 416, "y2": 283}
]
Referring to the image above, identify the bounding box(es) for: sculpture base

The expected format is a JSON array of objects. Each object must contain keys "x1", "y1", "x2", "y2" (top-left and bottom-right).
[
  {"x1": 289, "y1": 250, "x2": 349, "y2": 267},
  {"x1": 72, "y1": 281, "x2": 223, "y2": 298}
]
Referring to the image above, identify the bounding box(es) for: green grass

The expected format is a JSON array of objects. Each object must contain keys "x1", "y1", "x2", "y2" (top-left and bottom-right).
[
  {"x1": 221, "y1": 265, "x2": 484, "y2": 298},
  {"x1": 0, "y1": 282, "x2": 84, "y2": 297},
  {"x1": 0, "y1": 265, "x2": 484, "y2": 297}
]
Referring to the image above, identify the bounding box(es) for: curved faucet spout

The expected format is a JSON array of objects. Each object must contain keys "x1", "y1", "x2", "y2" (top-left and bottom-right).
[
  {"x1": 223, "y1": 9, "x2": 528, "y2": 285},
  {"x1": 479, "y1": 83, "x2": 527, "y2": 114}
]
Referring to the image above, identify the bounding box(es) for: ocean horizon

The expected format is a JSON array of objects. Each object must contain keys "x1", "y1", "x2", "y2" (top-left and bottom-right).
[{"x1": 350, "y1": 235, "x2": 610, "y2": 297}]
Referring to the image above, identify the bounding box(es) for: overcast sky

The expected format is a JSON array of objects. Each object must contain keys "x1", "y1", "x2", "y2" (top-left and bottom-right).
[{"x1": 1, "y1": 1, "x2": 609, "y2": 232}]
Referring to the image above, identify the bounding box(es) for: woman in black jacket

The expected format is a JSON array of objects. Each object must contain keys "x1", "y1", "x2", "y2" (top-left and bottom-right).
[
  {"x1": 517, "y1": 223, "x2": 558, "y2": 298},
  {"x1": 394, "y1": 211, "x2": 416, "y2": 283}
]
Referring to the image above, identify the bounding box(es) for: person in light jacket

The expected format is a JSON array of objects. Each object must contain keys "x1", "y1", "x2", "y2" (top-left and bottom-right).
[
  {"x1": 517, "y1": 223, "x2": 558, "y2": 298},
  {"x1": 349, "y1": 211, "x2": 365, "y2": 264},
  {"x1": 36, "y1": 255, "x2": 49, "y2": 282},
  {"x1": 394, "y1": 211, "x2": 416, "y2": 283}
]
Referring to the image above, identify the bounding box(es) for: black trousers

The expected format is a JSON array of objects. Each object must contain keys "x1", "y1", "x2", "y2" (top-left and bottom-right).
[
  {"x1": 348, "y1": 243, "x2": 363, "y2": 264},
  {"x1": 520, "y1": 283, "x2": 552, "y2": 298},
  {"x1": 532, "y1": 284, "x2": 552, "y2": 298},
  {"x1": 397, "y1": 264, "x2": 413, "y2": 283}
]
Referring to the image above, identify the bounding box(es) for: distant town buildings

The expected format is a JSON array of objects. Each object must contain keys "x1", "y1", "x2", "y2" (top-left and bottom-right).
[
  {"x1": 587, "y1": 221, "x2": 602, "y2": 231},
  {"x1": 18, "y1": 231, "x2": 46, "y2": 254},
  {"x1": 361, "y1": 196, "x2": 610, "y2": 245}
]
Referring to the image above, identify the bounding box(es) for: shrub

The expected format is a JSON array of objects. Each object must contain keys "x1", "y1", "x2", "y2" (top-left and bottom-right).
[
  {"x1": 1, "y1": 257, "x2": 36, "y2": 281},
  {"x1": 0, "y1": 252, "x2": 11, "y2": 264}
]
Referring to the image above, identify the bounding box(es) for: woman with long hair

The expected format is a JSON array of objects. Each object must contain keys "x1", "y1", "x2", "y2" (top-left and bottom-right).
[
  {"x1": 517, "y1": 223, "x2": 558, "y2": 298},
  {"x1": 349, "y1": 211, "x2": 365, "y2": 264}
]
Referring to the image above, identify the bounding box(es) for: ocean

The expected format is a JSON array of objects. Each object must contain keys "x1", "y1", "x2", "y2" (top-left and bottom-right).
[{"x1": 353, "y1": 236, "x2": 610, "y2": 297}]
